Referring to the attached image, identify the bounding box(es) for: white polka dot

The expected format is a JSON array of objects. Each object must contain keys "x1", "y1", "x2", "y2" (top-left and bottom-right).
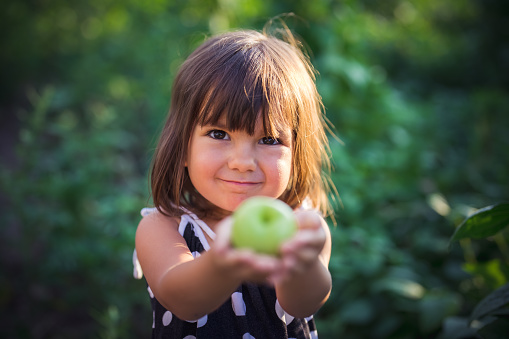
[
  {"x1": 275, "y1": 300, "x2": 284, "y2": 320},
  {"x1": 275, "y1": 299, "x2": 294, "y2": 325},
  {"x1": 310, "y1": 330, "x2": 318, "y2": 339},
  {"x1": 182, "y1": 336, "x2": 196, "y2": 339},
  {"x1": 185, "y1": 314, "x2": 207, "y2": 327},
  {"x1": 197, "y1": 314, "x2": 208, "y2": 328},
  {"x1": 162, "y1": 311, "x2": 173, "y2": 326},
  {"x1": 191, "y1": 251, "x2": 201, "y2": 259},
  {"x1": 242, "y1": 333, "x2": 256, "y2": 339},
  {"x1": 305, "y1": 315, "x2": 313, "y2": 322},
  {"x1": 231, "y1": 292, "x2": 246, "y2": 316},
  {"x1": 152, "y1": 311, "x2": 155, "y2": 328},
  {"x1": 147, "y1": 286, "x2": 154, "y2": 298}
]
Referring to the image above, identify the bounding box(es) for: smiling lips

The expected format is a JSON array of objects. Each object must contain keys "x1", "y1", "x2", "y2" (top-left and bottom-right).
[
  {"x1": 219, "y1": 178, "x2": 263, "y2": 192},
  {"x1": 220, "y1": 179, "x2": 260, "y2": 186}
]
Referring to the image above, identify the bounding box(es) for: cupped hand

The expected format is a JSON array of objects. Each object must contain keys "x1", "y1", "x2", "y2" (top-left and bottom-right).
[
  {"x1": 274, "y1": 210, "x2": 327, "y2": 283},
  {"x1": 209, "y1": 217, "x2": 284, "y2": 285}
]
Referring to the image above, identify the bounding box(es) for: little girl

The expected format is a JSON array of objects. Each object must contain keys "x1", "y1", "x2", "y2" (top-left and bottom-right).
[{"x1": 135, "y1": 27, "x2": 336, "y2": 339}]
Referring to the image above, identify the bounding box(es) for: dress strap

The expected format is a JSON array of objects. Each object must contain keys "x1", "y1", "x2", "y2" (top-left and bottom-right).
[
  {"x1": 178, "y1": 212, "x2": 216, "y2": 251},
  {"x1": 178, "y1": 206, "x2": 216, "y2": 238},
  {"x1": 192, "y1": 216, "x2": 216, "y2": 240}
]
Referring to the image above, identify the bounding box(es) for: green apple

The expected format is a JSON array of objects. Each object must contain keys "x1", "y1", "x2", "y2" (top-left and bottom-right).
[{"x1": 231, "y1": 196, "x2": 297, "y2": 255}]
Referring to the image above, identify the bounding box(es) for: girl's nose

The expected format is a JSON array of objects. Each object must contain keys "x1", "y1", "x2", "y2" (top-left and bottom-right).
[{"x1": 228, "y1": 143, "x2": 256, "y2": 172}]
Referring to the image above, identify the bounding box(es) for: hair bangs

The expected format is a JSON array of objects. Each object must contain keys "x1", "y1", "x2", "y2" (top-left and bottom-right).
[{"x1": 196, "y1": 46, "x2": 293, "y2": 138}]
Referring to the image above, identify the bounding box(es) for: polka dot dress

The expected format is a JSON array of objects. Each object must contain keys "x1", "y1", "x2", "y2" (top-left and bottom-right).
[{"x1": 134, "y1": 208, "x2": 319, "y2": 339}]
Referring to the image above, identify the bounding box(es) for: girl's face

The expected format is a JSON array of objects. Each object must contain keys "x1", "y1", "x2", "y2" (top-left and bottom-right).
[{"x1": 186, "y1": 115, "x2": 293, "y2": 217}]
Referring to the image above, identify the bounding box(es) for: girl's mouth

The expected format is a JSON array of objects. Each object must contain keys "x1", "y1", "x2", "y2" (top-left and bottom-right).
[{"x1": 221, "y1": 179, "x2": 259, "y2": 185}]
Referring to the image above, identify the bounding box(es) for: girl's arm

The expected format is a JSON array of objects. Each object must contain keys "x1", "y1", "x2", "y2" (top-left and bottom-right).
[
  {"x1": 273, "y1": 211, "x2": 333, "y2": 318},
  {"x1": 135, "y1": 211, "x2": 281, "y2": 321}
]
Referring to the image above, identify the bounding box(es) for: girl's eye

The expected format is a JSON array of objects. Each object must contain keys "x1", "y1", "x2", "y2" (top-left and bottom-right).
[
  {"x1": 260, "y1": 136, "x2": 281, "y2": 145},
  {"x1": 207, "y1": 129, "x2": 229, "y2": 140}
]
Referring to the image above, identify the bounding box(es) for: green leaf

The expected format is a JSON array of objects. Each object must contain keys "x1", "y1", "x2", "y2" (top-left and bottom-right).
[
  {"x1": 450, "y1": 203, "x2": 509, "y2": 242},
  {"x1": 470, "y1": 283, "x2": 509, "y2": 323}
]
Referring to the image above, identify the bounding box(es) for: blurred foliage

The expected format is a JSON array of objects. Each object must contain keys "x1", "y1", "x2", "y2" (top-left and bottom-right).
[
  {"x1": 1, "y1": 0, "x2": 508, "y2": 338},
  {"x1": 444, "y1": 204, "x2": 509, "y2": 338}
]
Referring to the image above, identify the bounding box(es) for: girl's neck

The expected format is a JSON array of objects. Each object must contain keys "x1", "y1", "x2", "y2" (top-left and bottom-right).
[
  {"x1": 191, "y1": 204, "x2": 231, "y2": 230},
  {"x1": 200, "y1": 210, "x2": 230, "y2": 229},
  {"x1": 184, "y1": 195, "x2": 233, "y2": 229}
]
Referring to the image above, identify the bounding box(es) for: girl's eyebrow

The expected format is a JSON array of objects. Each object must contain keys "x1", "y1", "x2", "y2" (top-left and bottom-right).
[
  {"x1": 202, "y1": 116, "x2": 291, "y2": 138},
  {"x1": 202, "y1": 116, "x2": 228, "y2": 129}
]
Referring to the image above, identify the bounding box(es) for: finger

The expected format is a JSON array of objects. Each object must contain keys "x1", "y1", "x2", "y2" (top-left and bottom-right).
[
  {"x1": 280, "y1": 228, "x2": 325, "y2": 255},
  {"x1": 295, "y1": 210, "x2": 322, "y2": 230},
  {"x1": 213, "y1": 217, "x2": 233, "y2": 251},
  {"x1": 232, "y1": 250, "x2": 278, "y2": 270},
  {"x1": 227, "y1": 249, "x2": 283, "y2": 281}
]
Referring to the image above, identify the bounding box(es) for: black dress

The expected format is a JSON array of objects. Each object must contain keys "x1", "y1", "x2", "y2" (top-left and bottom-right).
[{"x1": 134, "y1": 208, "x2": 318, "y2": 339}]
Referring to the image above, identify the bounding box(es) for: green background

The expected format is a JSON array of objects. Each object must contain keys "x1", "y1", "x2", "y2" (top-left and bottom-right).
[{"x1": 1, "y1": 0, "x2": 508, "y2": 338}]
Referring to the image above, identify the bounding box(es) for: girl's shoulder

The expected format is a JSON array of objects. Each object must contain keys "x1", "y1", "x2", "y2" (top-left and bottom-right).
[
  {"x1": 135, "y1": 208, "x2": 191, "y2": 283},
  {"x1": 136, "y1": 207, "x2": 182, "y2": 248},
  {"x1": 139, "y1": 207, "x2": 181, "y2": 225}
]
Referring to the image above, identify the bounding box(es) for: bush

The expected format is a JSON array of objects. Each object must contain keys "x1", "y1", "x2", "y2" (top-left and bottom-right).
[{"x1": 1, "y1": 0, "x2": 508, "y2": 338}]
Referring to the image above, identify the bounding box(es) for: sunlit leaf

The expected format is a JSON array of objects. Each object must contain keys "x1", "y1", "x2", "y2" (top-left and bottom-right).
[
  {"x1": 374, "y1": 277, "x2": 426, "y2": 299},
  {"x1": 450, "y1": 203, "x2": 509, "y2": 242},
  {"x1": 462, "y1": 259, "x2": 509, "y2": 289}
]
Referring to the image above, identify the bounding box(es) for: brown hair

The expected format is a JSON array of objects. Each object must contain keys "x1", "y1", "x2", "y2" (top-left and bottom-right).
[{"x1": 150, "y1": 27, "x2": 336, "y2": 219}]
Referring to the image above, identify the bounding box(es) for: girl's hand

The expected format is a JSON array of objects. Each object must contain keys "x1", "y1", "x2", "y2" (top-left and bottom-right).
[
  {"x1": 209, "y1": 217, "x2": 283, "y2": 285},
  {"x1": 274, "y1": 210, "x2": 327, "y2": 283}
]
